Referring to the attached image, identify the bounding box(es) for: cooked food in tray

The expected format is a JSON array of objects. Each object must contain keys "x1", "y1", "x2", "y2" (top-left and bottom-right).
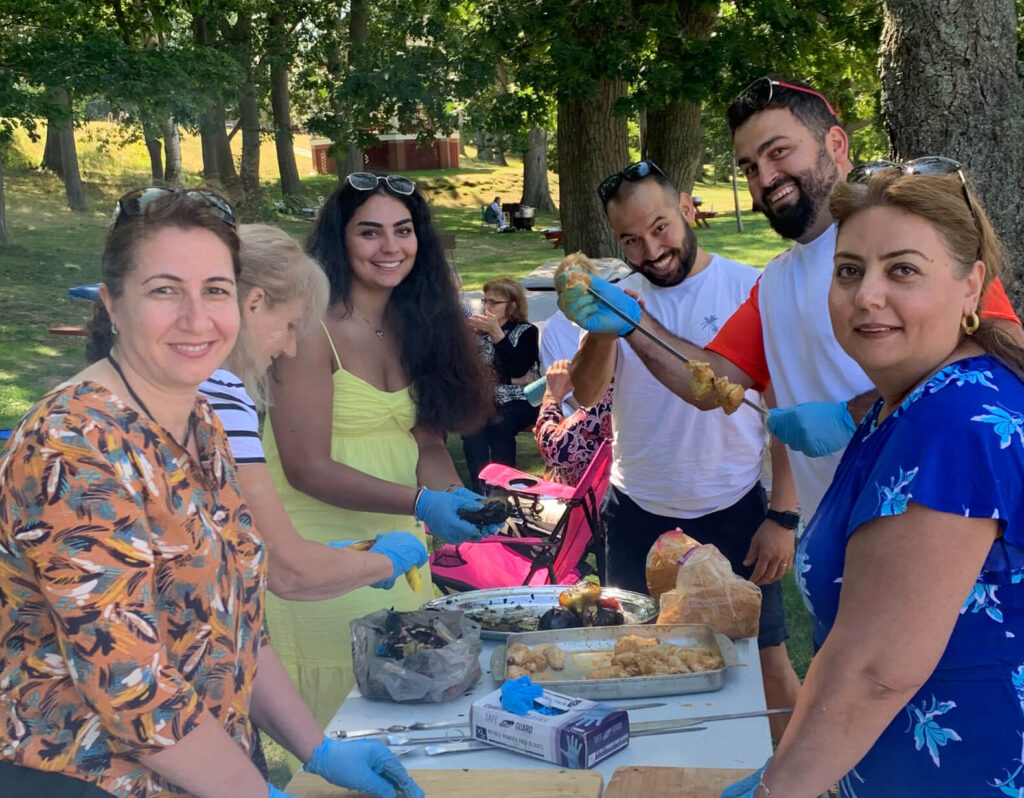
[
  {"x1": 505, "y1": 634, "x2": 724, "y2": 682},
  {"x1": 437, "y1": 582, "x2": 653, "y2": 639}
]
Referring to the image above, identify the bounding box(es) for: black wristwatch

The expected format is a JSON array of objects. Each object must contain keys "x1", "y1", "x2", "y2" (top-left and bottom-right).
[{"x1": 765, "y1": 508, "x2": 801, "y2": 530}]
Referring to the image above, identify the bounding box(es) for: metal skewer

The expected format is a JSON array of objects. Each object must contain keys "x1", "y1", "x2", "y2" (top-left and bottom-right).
[{"x1": 585, "y1": 287, "x2": 768, "y2": 418}]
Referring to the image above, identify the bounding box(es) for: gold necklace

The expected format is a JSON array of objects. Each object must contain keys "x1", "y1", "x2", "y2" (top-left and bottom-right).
[{"x1": 354, "y1": 310, "x2": 385, "y2": 341}]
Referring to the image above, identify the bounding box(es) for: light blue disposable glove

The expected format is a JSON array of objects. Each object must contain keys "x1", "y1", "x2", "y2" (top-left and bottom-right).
[
  {"x1": 305, "y1": 737, "x2": 425, "y2": 798},
  {"x1": 767, "y1": 401, "x2": 856, "y2": 457},
  {"x1": 415, "y1": 488, "x2": 489, "y2": 543},
  {"x1": 329, "y1": 532, "x2": 428, "y2": 589},
  {"x1": 555, "y1": 269, "x2": 641, "y2": 336},
  {"x1": 267, "y1": 785, "x2": 298, "y2": 798},
  {"x1": 721, "y1": 757, "x2": 770, "y2": 797}
]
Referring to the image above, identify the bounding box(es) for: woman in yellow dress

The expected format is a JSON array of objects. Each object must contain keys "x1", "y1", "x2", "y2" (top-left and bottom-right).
[{"x1": 263, "y1": 173, "x2": 496, "y2": 729}]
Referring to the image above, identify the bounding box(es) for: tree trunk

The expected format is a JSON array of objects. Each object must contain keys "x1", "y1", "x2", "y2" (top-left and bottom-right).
[
  {"x1": 340, "y1": 0, "x2": 369, "y2": 178},
  {"x1": 520, "y1": 127, "x2": 555, "y2": 211},
  {"x1": 458, "y1": 131, "x2": 467, "y2": 157},
  {"x1": 268, "y1": 11, "x2": 303, "y2": 198},
  {"x1": 557, "y1": 79, "x2": 630, "y2": 257},
  {"x1": 880, "y1": 0, "x2": 1024, "y2": 314},
  {"x1": 239, "y1": 72, "x2": 262, "y2": 207},
  {"x1": 0, "y1": 157, "x2": 7, "y2": 245},
  {"x1": 42, "y1": 121, "x2": 63, "y2": 177},
  {"x1": 210, "y1": 101, "x2": 237, "y2": 186},
  {"x1": 142, "y1": 121, "x2": 163, "y2": 183},
  {"x1": 50, "y1": 86, "x2": 86, "y2": 211},
  {"x1": 475, "y1": 130, "x2": 491, "y2": 162},
  {"x1": 163, "y1": 116, "x2": 182, "y2": 186},
  {"x1": 643, "y1": 100, "x2": 703, "y2": 193}
]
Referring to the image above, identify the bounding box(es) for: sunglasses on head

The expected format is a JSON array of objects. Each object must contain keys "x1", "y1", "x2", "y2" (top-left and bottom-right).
[
  {"x1": 733, "y1": 77, "x2": 837, "y2": 119},
  {"x1": 847, "y1": 156, "x2": 977, "y2": 220},
  {"x1": 597, "y1": 160, "x2": 668, "y2": 204},
  {"x1": 346, "y1": 172, "x2": 416, "y2": 196},
  {"x1": 113, "y1": 187, "x2": 237, "y2": 228}
]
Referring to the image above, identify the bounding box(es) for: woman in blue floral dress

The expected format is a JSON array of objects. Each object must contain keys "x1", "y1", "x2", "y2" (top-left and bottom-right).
[{"x1": 725, "y1": 162, "x2": 1024, "y2": 798}]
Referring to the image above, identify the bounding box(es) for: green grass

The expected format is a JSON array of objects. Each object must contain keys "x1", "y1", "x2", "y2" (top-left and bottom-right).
[{"x1": 1, "y1": 126, "x2": 812, "y2": 788}]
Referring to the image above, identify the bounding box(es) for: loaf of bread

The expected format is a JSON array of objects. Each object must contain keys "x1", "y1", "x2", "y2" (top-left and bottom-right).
[{"x1": 645, "y1": 529, "x2": 701, "y2": 602}]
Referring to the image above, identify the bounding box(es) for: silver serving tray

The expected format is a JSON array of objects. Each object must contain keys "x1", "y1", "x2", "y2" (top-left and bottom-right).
[
  {"x1": 489, "y1": 623, "x2": 737, "y2": 700},
  {"x1": 421, "y1": 585, "x2": 658, "y2": 641}
]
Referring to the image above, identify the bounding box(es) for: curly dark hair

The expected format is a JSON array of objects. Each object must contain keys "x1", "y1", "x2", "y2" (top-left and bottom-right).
[{"x1": 306, "y1": 178, "x2": 492, "y2": 434}]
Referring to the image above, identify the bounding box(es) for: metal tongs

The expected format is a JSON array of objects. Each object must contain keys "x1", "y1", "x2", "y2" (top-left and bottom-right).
[{"x1": 585, "y1": 287, "x2": 768, "y2": 418}]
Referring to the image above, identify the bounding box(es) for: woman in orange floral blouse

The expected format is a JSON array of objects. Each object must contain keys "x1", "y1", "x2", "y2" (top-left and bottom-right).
[{"x1": 0, "y1": 190, "x2": 421, "y2": 798}]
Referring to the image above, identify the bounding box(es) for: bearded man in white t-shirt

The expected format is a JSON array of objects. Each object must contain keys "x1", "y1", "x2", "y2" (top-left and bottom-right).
[{"x1": 566, "y1": 162, "x2": 801, "y2": 738}]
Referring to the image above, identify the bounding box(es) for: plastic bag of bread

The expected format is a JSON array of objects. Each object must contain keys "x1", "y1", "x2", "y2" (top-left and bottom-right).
[
  {"x1": 656, "y1": 544, "x2": 762, "y2": 639},
  {"x1": 645, "y1": 529, "x2": 701, "y2": 602}
]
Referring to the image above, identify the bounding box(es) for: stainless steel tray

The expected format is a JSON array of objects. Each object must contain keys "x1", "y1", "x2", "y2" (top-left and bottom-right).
[
  {"x1": 488, "y1": 623, "x2": 737, "y2": 700},
  {"x1": 421, "y1": 585, "x2": 658, "y2": 641}
]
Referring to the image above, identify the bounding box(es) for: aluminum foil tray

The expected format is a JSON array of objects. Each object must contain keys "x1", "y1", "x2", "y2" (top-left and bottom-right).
[
  {"x1": 488, "y1": 623, "x2": 736, "y2": 700},
  {"x1": 421, "y1": 585, "x2": 658, "y2": 641}
]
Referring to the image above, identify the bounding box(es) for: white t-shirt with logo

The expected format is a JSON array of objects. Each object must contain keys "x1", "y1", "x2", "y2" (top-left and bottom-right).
[
  {"x1": 758, "y1": 223, "x2": 873, "y2": 516},
  {"x1": 611, "y1": 255, "x2": 767, "y2": 517}
]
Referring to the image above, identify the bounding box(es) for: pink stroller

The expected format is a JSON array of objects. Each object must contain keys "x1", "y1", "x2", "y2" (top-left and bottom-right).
[{"x1": 429, "y1": 442, "x2": 612, "y2": 592}]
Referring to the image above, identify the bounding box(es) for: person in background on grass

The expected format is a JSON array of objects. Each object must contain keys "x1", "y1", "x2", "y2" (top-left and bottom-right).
[
  {"x1": 0, "y1": 189, "x2": 422, "y2": 798},
  {"x1": 262, "y1": 173, "x2": 497, "y2": 734},
  {"x1": 487, "y1": 195, "x2": 506, "y2": 228},
  {"x1": 461, "y1": 275, "x2": 541, "y2": 491},
  {"x1": 198, "y1": 224, "x2": 428, "y2": 604},
  {"x1": 557, "y1": 161, "x2": 802, "y2": 740},
  {"x1": 534, "y1": 359, "x2": 612, "y2": 486},
  {"x1": 724, "y1": 164, "x2": 1024, "y2": 797}
]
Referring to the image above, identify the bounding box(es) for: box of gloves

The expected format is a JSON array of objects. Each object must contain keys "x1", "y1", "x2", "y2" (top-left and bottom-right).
[{"x1": 470, "y1": 685, "x2": 629, "y2": 768}]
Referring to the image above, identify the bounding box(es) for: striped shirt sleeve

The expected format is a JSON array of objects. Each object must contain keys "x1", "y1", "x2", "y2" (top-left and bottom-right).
[{"x1": 199, "y1": 370, "x2": 266, "y2": 464}]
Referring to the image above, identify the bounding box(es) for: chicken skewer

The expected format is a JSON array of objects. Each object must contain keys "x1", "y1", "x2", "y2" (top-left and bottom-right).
[{"x1": 584, "y1": 286, "x2": 768, "y2": 418}]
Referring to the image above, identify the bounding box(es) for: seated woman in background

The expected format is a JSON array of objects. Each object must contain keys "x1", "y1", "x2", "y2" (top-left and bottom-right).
[
  {"x1": 726, "y1": 162, "x2": 1024, "y2": 798},
  {"x1": 534, "y1": 359, "x2": 612, "y2": 486},
  {"x1": 462, "y1": 275, "x2": 541, "y2": 490},
  {"x1": 199, "y1": 224, "x2": 426, "y2": 603},
  {"x1": 0, "y1": 189, "x2": 421, "y2": 798},
  {"x1": 263, "y1": 173, "x2": 497, "y2": 729}
]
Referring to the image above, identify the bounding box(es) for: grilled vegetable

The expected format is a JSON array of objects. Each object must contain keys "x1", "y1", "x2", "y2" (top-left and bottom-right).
[
  {"x1": 456, "y1": 498, "x2": 509, "y2": 526},
  {"x1": 538, "y1": 607, "x2": 583, "y2": 630},
  {"x1": 557, "y1": 581, "x2": 602, "y2": 615}
]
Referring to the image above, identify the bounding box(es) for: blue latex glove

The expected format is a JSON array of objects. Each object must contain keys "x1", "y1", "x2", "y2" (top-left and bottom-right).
[
  {"x1": 415, "y1": 488, "x2": 489, "y2": 543},
  {"x1": 306, "y1": 737, "x2": 425, "y2": 798},
  {"x1": 767, "y1": 401, "x2": 856, "y2": 457},
  {"x1": 721, "y1": 757, "x2": 771, "y2": 797},
  {"x1": 267, "y1": 785, "x2": 298, "y2": 798},
  {"x1": 555, "y1": 269, "x2": 641, "y2": 336},
  {"x1": 501, "y1": 675, "x2": 543, "y2": 715},
  {"x1": 329, "y1": 532, "x2": 428, "y2": 590}
]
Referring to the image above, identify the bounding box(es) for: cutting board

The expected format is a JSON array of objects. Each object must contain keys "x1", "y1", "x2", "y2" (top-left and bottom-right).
[
  {"x1": 603, "y1": 766, "x2": 756, "y2": 798},
  {"x1": 286, "y1": 768, "x2": 603, "y2": 798}
]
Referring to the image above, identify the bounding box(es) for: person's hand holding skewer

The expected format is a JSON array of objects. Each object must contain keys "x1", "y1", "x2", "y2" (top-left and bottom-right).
[{"x1": 555, "y1": 265, "x2": 641, "y2": 336}]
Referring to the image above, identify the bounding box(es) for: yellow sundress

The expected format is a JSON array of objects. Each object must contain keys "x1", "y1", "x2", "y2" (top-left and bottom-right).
[{"x1": 262, "y1": 323, "x2": 433, "y2": 731}]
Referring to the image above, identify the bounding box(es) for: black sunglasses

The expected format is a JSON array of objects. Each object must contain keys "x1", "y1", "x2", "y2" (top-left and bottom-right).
[
  {"x1": 847, "y1": 156, "x2": 977, "y2": 220},
  {"x1": 733, "y1": 77, "x2": 837, "y2": 119},
  {"x1": 113, "y1": 187, "x2": 237, "y2": 228},
  {"x1": 346, "y1": 172, "x2": 416, "y2": 196},
  {"x1": 597, "y1": 161, "x2": 668, "y2": 204}
]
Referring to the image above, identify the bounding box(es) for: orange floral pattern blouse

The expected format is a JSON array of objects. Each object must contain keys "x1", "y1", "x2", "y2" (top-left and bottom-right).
[{"x1": 0, "y1": 381, "x2": 268, "y2": 797}]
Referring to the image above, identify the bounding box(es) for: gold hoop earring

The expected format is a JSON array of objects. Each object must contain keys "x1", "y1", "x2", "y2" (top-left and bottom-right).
[{"x1": 961, "y1": 311, "x2": 980, "y2": 335}]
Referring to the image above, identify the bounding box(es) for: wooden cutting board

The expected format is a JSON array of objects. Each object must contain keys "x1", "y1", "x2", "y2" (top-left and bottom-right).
[
  {"x1": 286, "y1": 768, "x2": 603, "y2": 797},
  {"x1": 603, "y1": 766, "x2": 756, "y2": 798}
]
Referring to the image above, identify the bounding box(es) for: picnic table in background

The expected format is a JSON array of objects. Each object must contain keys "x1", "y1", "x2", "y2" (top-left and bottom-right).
[
  {"x1": 49, "y1": 283, "x2": 100, "y2": 337},
  {"x1": 542, "y1": 227, "x2": 563, "y2": 248},
  {"x1": 692, "y1": 197, "x2": 718, "y2": 229}
]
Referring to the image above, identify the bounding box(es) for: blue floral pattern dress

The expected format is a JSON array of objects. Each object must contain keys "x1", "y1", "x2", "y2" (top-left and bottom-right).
[{"x1": 797, "y1": 354, "x2": 1024, "y2": 797}]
